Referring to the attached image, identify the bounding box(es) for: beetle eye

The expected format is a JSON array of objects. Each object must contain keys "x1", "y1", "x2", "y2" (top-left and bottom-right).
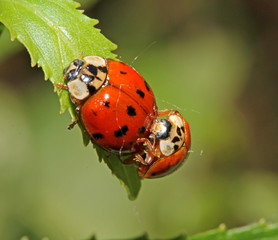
[
  {"x1": 66, "y1": 69, "x2": 79, "y2": 81},
  {"x1": 80, "y1": 74, "x2": 94, "y2": 84},
  {"x1": 63, "y1": 65, "x2": 70, "y2": 75},
  {"x1": 154, "y1": 119, "x2": 172, "y2": 139},
  {"x1": 73, "y1": 59, "x2": 84, "y2": 67}
]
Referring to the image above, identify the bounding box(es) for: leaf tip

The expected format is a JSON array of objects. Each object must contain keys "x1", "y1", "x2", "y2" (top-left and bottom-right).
[{"x1": 73, "y1": 0, "x2": 81, "y2": 9}]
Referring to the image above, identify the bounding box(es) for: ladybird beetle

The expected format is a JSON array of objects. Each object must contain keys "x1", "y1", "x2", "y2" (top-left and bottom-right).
[
  {"x1": 58, "y1": 56, "x2": 157, "y2": 153},
  {"x1": 125, "y1": 110, "x2": 191, "y2": 178}
]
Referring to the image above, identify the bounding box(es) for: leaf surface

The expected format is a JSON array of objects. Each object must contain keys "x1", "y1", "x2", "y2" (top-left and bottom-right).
[
  {"x1": 0, "y1": 0, "x2": 141, "y2": 199},
  {"x1": 95, "y1": 146, "x2": 141, "y2": 200}
]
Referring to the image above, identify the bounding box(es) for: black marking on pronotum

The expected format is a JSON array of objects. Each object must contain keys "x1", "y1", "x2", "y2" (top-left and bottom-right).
[
  {"x1": 177, "y1": 127, "x2": 182, "y2": 137},
  {"x1": 92, "y1": 133, "x2": 104, "y2": 139},
  {"x1": 103, "y1": 101, "x2": 110, "y2": 107},
  {"x1": 127, "y1": 105, "x2": 136, "y2": 116},
  {"x1": 95, "y1": 76, "x2": 103, "y2": 81},
  {"x1": 80, "y1": 74, "x2": 94, "y2": 84},
  {"x1": 181, "y1": 126, "x2": 185, "y2": 133},
  {"x1": 73, "y1": 59, "x2": 84, "y2": 67},
  {"x1": 144, "y1": 79, "x2": 150, "y2": 91},
  {"x1": 156, "y1": 119, "x2": 172, "y2": 139},
  {"x1": 66, "y1": 69, "x2": 79, "y2": 80},
  {"x1": 87, "y1": 64, "x2": 98, "y2": 75},
  {"x1": 136, "y1": 89, "x2": 145, "y2": 98},
  {"x1": 138, "y1": 126, "x2": 146, "y2": 134},
  {"x1": 88, "y1": 85, "x2": 97, "y2": 95},
  {"x1": 120, "y1": 71, "x2": 127, "y2": 75},
  {"x1": 172, "y1": 136, "x2": 180, "y2": 143},
  {"x1": 114, "y1": 125, "x2": 128, "y2": 137},
  {"x1": 98, "y1": 66, "x2": 107, "y2": 73},
  {"x1": 174, "y1": 144, "x2": 179, "y2": 151}
]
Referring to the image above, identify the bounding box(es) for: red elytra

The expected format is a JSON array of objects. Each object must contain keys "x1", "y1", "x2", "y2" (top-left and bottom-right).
[{"x1": 61, "y1": 56, "x2": 157, "y2": 153}]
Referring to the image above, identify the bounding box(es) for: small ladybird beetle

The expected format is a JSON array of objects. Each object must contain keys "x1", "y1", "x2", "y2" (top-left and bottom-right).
[
  {"x1": 58, "y1": 56, "x2": 157, "y2": 153},
  {"x1": 125, "y1": 110, "x2": 191, "y2": 178}
]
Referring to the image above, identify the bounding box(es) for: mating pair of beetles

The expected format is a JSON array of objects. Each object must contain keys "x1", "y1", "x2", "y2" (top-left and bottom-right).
[{"x1": 57, "y1": 56, "x2": 191, "y2": 178}]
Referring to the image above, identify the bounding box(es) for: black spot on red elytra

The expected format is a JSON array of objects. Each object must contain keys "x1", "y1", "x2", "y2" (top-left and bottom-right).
[
  {"x1": 138, "y1": 126, "x2": 146, "y2": 134},
  {"x1": 127, "y1": 105, "x2": 136, "y2": 116},
  {"x1": 103, "y1": 101, "x2": 110, "y2": 107},
  {"x1": 90, "y1": 109, "x2": 98, "y2": 116},
  {"x1": 144, "y1": 79, "x2": 150, "y2": 91},
  {"x1": 114, "y1": 125, "x2": 128, "y2": 137},
  {"x1": 136, "y1": 89, "x2": 145, "y2": 98},
  {"x1": 172, "y1": 136, "x2": 180, "y2": 143},
  {"x1": 92, "y1": 133, "x2": 104, "y2": 139},
  {"x1": 120, "y1": 71, "x2": 127, "y2": 74}
]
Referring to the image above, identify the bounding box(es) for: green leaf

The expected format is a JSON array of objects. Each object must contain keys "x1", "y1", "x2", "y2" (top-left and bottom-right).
[
  {"x1": 0, "y1": 0, "x2": 142, "y2": 199},
  {"x1": 95, "y1": 146, "x2": 141, "y2": 200},
  {"x1": 189, "y1": 220, "x2": 278, "y2": 240},
  {"x1": 84, "y1": 221, "x2": 278, "y2": 240},
  {"x1": 0, "y1": 0, "x2": 117, "y2": 119}
]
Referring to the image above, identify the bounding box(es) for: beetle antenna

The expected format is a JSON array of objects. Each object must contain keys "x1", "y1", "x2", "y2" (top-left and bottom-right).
[{"x1": 78, "y1": 51, "x2": 85, "y2": 59}]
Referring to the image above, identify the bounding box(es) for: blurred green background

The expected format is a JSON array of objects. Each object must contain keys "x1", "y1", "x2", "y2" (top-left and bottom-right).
[{"x1": 1, "y1": 0, "x2": 278, "y2": 239}]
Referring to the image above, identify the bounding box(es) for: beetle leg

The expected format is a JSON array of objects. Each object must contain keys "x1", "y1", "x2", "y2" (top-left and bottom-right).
[
  {"x1": 135, "y1": 153, "x2": 149, "y2": 165},
  {"x1": 123, "y1": 153, "x2": 147, "y2": 165},
  {"x1": 67, "y1": 120, "x2": 78, "y2": 130},
  {"x1": 54, "y1": 75, "x2": 68, "y2": 91},
  {"x1": 136, "y1": 136, "x2": 160, "y2": 163},
  {"x1": 67, "y1": 106, "x2": 81, "y2": 130},
  {"x1": 136, "y1": 138, "x2": 155, "y2": 152}
]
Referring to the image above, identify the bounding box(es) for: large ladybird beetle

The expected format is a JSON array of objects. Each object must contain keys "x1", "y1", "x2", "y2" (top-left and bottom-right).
[
  {"x1": 57, "y1": 56, "x2": 157, "y2": 153},
  {"x1": 57, "y1": 56, "x2": 191, "y2": 178},
  {"x1": 125, "y1": 110, "x2": 191, "y2": 178}
]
